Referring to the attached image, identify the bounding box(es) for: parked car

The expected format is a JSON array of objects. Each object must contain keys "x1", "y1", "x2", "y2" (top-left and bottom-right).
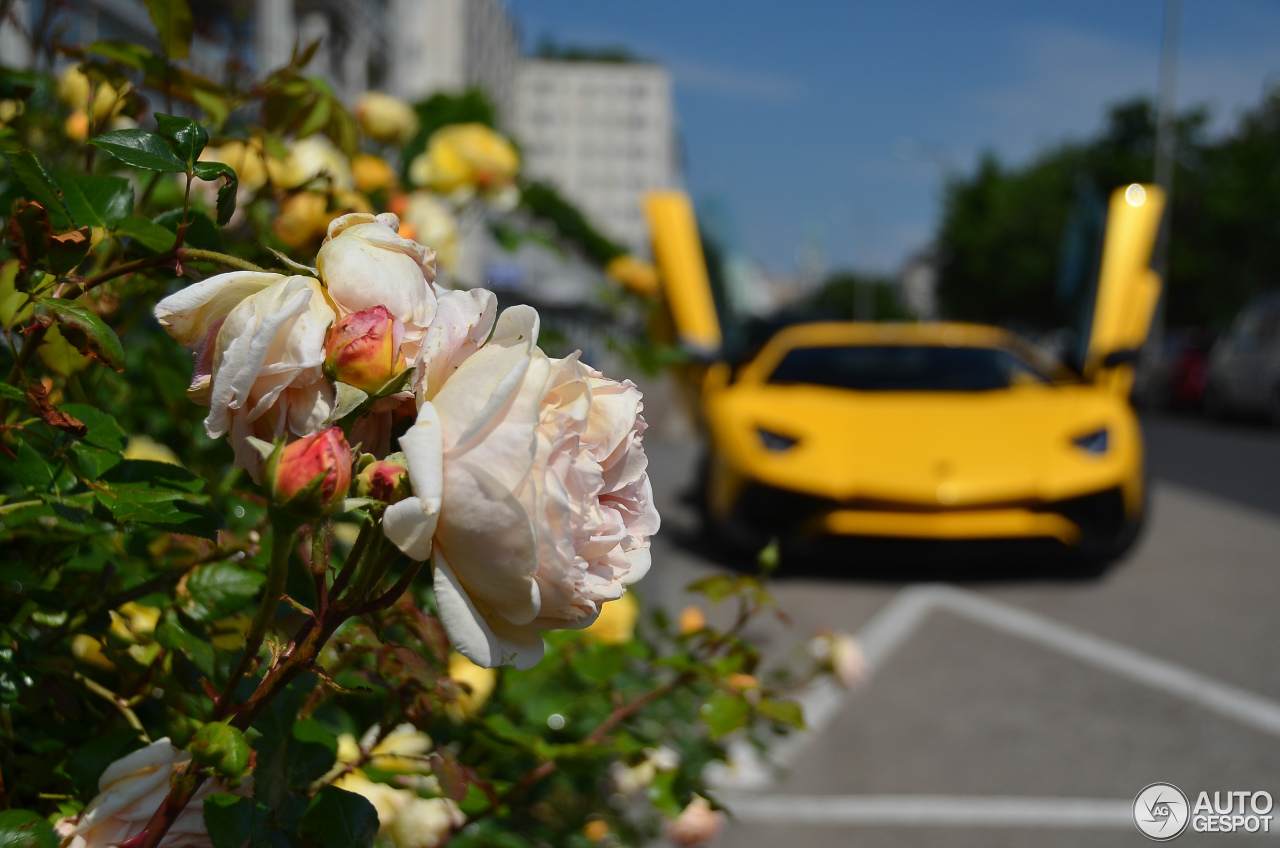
[
  {"x1": 1204, "y1": 294, "x2": 1280, "y2": 423},
  {"x1": 644, "y1": 184, "x2": 1166, "y2": 566}
]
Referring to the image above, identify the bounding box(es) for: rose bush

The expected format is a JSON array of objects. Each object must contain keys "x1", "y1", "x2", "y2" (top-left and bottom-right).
[
  {"x1": 0, "y1": 11, "x2": 829, "y2": 848},
  {"x1": 59, "y1": 740, "x2": 252, "y2": 848}
]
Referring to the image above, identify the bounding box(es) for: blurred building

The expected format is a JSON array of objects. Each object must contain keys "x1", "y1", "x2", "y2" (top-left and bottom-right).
[
  {"x1": 515, "y1": 58, "x2": 678, "y2": 255},
  {"x1": 386, "y1": 0, "x2": 519, "y2": 126}
]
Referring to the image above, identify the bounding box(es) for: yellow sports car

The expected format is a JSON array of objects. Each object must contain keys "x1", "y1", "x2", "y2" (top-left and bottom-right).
[{"x1": 644, "y1": 184, "x2": 1165, "y2": 564}]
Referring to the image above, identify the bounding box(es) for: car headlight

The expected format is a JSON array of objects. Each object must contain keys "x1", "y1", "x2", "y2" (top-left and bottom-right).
[
  {"x1": 1072, "y1": 428, "x2": 1109, "y2": 455},
  {"x1": 757, "y1": 427, "x2": 799, "y2": 452}
]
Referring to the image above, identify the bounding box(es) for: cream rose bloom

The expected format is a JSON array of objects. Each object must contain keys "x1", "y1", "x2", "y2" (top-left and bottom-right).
[
  {"x1": 317, "y1": 213, "x2": 438, "y2": 356},
  {"x1": 62, "y1": 738, "x2": 251, "y2": 848},
  {"x1": 155, "y1": 273, "x2": 335, "y2": 477},
  {"x1": 384, "y1": 306, "x2": 659, "y2": 669}
]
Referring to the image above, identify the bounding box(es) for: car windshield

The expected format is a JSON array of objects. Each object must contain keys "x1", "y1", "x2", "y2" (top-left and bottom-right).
[{"x1": 766, "y1": 345, "x2": 1053, "y2": 391}]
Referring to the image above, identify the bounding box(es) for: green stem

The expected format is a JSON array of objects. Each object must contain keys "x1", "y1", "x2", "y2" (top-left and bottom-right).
[
  {"x1": 346, "y1": 541, "x2": 401, "y2": 607},
  {"x1": 215, "y1": 524, "x2": 294, "y2": 717},
  {"x1": 329, "y1": 518, "x2": 374, "y2": 599},
  {"x1": 180, "y1": 249, "x2": 268, "y2": 273}
]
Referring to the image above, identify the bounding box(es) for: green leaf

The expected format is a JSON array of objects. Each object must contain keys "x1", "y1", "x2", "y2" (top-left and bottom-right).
[
  {"x1": 155, "y1": 611, "x2": 214, "y2": 675},
  {"x1": 154, "y1": 209, "x2": 223, "y2": 251},
  {"x1": 116, "y1": 215, "x2": 176, "y2": 252},
  {"x1": 183, "y1": 561, "x2": 264, "y2": 621},
  {"x1": 287, "y1": 719, "x2": 338, "y2": 788},
  {"x1": 155, "y1": 113, "x2": 208, "y2": 166},
  {"x1": 64, "y1": 176, "x2": 134, "y2": 227},
  {"x1": 1, "y1": 150, "x2": 71, "y2": 228},
  {"x1": 0, "y1": 809, "x2": 57, "y2": 848},
  {"x1": 647, "y1": 769, "x2": 682, "y2": 818},
  {"x1": 34, "y1": 298, "x2": 125, "y2": 372},
  {"x1": 144, "y1": 0, "x2": 194, "y2": 60},
  {"x1": 0, "y1": 383, "x2": 23, "y2": 401},
  {"x1": 299, "y1": 786, "x2": 379, "y2": 848},
  {"x1": 86, "y1": 40, "x2": 159, "y2": 70},
  {"x1": 94, "y1": 484, "x2": 223, "y2": 538},
  {"x1": 59, "y1": 404, "x2": 125, "y2": 451},
  {"x1": 570, "y1": 643, "x2": 627, "y2": 682},
  {"x1": 7, "y1": 438, "x2": 56, "y2": 490},
  {"x1": 67, "y1": 732, "x2": 145, "y2": 796},
  {"x1": 204, "y1": 793, "x2": 279, "y2": 848},
  {"x1": 90, "y1": 129, "x2": 187, "y2": 172},
  {"x1": 194, "y1": 161, "x2": 238, "y2": 226},
  {"x1": 700, "y1": 690, "x2": 750, "y2": 739},
  {"x1": 686, "y1": 574, "x2": 742, "y2": 604},
  {"x1": 756, "y1": 697, "x2": 805, "y2": 729},
  {"x1": 47, "y1": 228, "x2": 93, "y2": 276},
  {"x1": 102, "y1": 459, "x2": 204, "y2": 492},
  {"x1": 5, "y1": 203, "x2": 50, "y2": 265}
]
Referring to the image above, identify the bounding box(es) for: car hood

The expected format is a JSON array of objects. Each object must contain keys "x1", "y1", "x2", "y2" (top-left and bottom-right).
[{"x1": 708, "y1": 382, "x2": 1134, "y2": 506}]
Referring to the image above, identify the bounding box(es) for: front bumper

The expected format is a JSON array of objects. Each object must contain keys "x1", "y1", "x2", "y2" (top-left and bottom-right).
[{"x1": 730, "y1": 483, "x2": 1131, "y2": 548}]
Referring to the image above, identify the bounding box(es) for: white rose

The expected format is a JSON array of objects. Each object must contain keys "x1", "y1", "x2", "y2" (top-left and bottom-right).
[
  {"x1": 63, "y1": 738, "x2": 251, "y2": 848},
  {"x1": 388, "y1": 797, "x2": 464, "y2": 848},
  {"x1": 270, "y1": 135, "x2": 352, "y2": 191},
  {"x1": 317, "y1": 213, "x2": 438, "y2": 355},
  {"x1": 155, "y1": 273, "x2": 336, "y2": 478},
  {"x1": 384, "y1": 306, "x2": 659, "y2": 669}
]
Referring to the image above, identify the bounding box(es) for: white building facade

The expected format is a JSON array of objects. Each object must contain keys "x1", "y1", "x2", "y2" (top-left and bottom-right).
[
  {"x1": 387, "y1": 0, "x2": 519, "y2": 126},
  {"x1": 515, "y1": 59, "x2": 678, "y2": 256}
]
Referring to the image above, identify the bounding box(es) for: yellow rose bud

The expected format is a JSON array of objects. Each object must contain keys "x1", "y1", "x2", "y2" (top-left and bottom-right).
[
  {"x1": 71, "y1": 634, "x2": 115, "y2": 670},
  {"x1": 64, "y1": 109, "x2": 89, "y2": 142},
  {"x1": 678, "y1": 605, "x2": 706, "y2": 635},
  {"x1": 57, "y1": 66, "x2": 91, "y2": 108},
  {"x1": 583, "y1": 820, "x2": 610, "y2": 842},
  {"x1": 583, "y1": 591, "x2": 638, "y2": 645},
  {"x1": 355, "y1": 92, "x2": 419, "y2": 146},
  {"x1": 0, "y1": 99, "x2": 24, "y2": 125},
  {"x1": 447, "y1": 652, "x2": 497, "y2": 720},
  {"x1": 352, "y1": 153, "x2": 397, "y2": 194}
]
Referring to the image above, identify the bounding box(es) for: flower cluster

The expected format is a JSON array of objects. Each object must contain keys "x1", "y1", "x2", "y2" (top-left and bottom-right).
[{"x1": 154, "y1": 216, "x2": 658, "y2": 668}]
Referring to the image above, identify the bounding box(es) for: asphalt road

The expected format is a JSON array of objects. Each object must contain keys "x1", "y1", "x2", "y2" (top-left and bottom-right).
[{"x1": 640, "y1": 411, "x2": 1280, "y2": 847}]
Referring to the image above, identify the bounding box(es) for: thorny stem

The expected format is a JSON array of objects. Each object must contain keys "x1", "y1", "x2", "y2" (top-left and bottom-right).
[
  {"x1": 69, "y1": 248, "x2": 267, "y2": 296},
  {"x1": 329, "y1": 518, "x2": 374, "y2": 599},
  {"x1": 135, "y1": 559, "x2": 355, "y2": 848},
  {"x1": 214, "y1": 526, "x2": 293, "y2": 717}
]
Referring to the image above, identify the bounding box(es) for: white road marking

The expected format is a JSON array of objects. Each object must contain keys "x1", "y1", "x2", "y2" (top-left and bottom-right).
[
  {"x1": 719, "y1": 794, "x2": 1134, "y2": 828},
  {"x1": 712, "y1": 583, "x2": 1280, "y2": 796},
  {"x1": 931, "y1": 586, "x2": 1280, "y2": 739}
]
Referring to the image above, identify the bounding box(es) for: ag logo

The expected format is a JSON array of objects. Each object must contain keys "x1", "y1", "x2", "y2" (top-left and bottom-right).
[{"x1": 1134, "y1": 783, "x2": 1190, "y2": 840}]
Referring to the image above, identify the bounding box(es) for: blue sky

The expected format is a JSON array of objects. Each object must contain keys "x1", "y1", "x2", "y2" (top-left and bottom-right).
[{"x1": 505, "y1": 1, "x2": 1280, "y2": 274}]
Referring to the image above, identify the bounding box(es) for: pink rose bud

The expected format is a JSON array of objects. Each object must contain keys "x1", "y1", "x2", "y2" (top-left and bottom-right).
[
  {"x1": 356, "y1": 459, "x2": 411, "y2": 504},
  {"x1": 271, "y1": 427, "x2": 352, "y2": 515},
  {"x1": 324, "y1": 306, "x2": 408, "y2": 394}
]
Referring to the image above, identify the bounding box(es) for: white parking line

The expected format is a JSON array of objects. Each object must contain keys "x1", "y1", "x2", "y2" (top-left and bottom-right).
[
  {"x1": 932, "y1": 586, "x2": 1280, "y2": 739},
  {"x1": 719, "y1": 794, "x2": 1134, "y2": 828},
  {"x1": 712, "y1": 583, "x2": 1280, "y2": 795}
]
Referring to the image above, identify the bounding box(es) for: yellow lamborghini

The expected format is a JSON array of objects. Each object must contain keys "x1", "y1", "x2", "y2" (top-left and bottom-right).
[{"x1": 643, "y1": 183, "x2": 1165, "y2": 563}]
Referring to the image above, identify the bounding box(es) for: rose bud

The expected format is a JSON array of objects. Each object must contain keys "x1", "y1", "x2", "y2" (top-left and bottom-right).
[
  {"x1": 324, "y1": 306, "x2": 408, "y2": 394},
  {"x1": 268, "y1": 427, "x2": 352, "y2": 517},
  {"x1": 356, "y1": 459, "x2": 411, "y2": 504}
]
